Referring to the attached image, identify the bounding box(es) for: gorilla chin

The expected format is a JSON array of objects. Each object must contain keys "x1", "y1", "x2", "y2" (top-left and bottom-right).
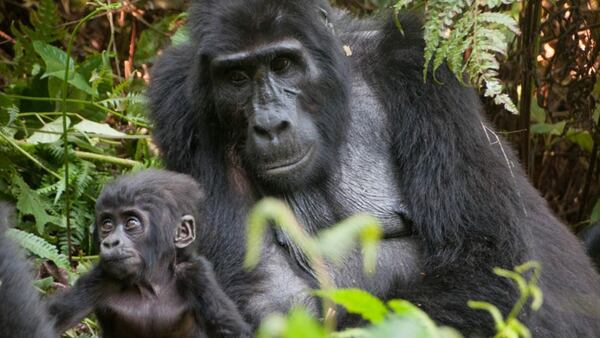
[{"x1": 255, "y1": 143, "x2": 319, "y2": 190}]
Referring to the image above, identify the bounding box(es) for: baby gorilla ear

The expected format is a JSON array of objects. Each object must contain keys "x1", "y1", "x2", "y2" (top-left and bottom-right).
[{"x1": 175, "y1": 215, "x2": 196, "y2": 248}]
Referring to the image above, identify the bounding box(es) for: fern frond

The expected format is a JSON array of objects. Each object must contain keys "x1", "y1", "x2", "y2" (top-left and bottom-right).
[{"x1": 6, "y1": 228, "x2": 70, "y2": 270}]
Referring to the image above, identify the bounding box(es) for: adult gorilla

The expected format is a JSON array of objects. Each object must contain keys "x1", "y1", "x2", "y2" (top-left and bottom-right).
[
  {"x1": 148, "y1": 0, "x2": 600, "y2": 336},
  {"x1": 0, "y1": 202, "x2": 55, "y2": 338}
]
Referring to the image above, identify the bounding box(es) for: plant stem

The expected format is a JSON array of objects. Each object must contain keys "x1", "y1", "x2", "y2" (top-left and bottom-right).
[
  {"x1": 73, "y1": 151, "x2": 140, "y2": 167},
  {"x1": 1, "y1": 94, "x2": 149, "y2": 128},
  {"x1": 0, "y1": 132, "x2": 62, "y2": 180}
]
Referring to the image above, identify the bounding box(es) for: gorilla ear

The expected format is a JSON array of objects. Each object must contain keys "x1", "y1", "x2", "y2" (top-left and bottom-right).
[{"x1": 175, "y1": 215, "x2": 196, "y2": 248}]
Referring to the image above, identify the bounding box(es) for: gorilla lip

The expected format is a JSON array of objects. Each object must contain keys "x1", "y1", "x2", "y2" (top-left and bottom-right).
[{"x1": 265, "y1": 145, "x2": 314, "y2": 174}]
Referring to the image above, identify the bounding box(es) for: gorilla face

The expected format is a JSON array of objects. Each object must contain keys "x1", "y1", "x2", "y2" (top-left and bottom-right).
[
  {"x1": 210, "y1": 39, "x2": 329, "y2": 189},
  {"x1": 187, "y1": 1, "x2": 350, "y2": 192}
]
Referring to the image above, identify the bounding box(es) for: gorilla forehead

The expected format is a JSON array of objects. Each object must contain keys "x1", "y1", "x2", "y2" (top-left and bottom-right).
[{"x1": 188, "y1": 0, "x2": 334, "y2": 54}]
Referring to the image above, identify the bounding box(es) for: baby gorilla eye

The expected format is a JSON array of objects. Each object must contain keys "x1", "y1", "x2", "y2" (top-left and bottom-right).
[
  {"x1": 271, "y1": 57, "x2": 291, "y2": 73},
  {"x1": 100, "y1": 218, "x2": 114, "y2": 234},
  {"x1": 125, "y1": 216, "x2": 141, "y2": 230}
]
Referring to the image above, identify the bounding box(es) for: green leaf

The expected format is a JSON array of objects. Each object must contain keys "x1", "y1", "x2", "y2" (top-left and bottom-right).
[
  {"x1": 477, "y1": 12, "x2": 519, "y2": 34},
  {"x1": 590, "y1": 199, "x2": 600, "y2": 223},
  {"x1": 315, "y1": 288, "x2": 388, "y2": 324},
  {"x1": 6, "y1": 228, "x2": 70, "y2": 270},
  {"x1": 256, "y1": 309, "x2": 327, "y2": 338},
  {"x1": 367, "y1": 316, "x2": 447, "y2": 338},
  {"x1": 284, "y1": 308, "x2": 326, "y2": 338},
  {"x1": 11, "y1": 175, "x2": 59, "y2": 234},
  {"x1": 32, "y1": 41, "x2": 95, "y2": 95},
  {"x1": 171, "y1": 26, "x2": 190, "y2": 46},
  {"x1": 566, "y1": 130, "x2": 593, "y2": 153},
  {"x1": 27, "y1": 116, "x2": 70, "y2": 144},
  {"x1": 530, "y1": 121, "x2": 566, "y2": 136},
  {"x1": 317, "y1": 213, "x2": 381, "y2": 274},
  {"x1": 5, "y1": 105, "x2": 19, "y2": 126},
  {"x1": 387, "y1": 299, "x2": 440, "y2": 337},
  {"x1": 33, "y1": 276, "x2": 55, "y2": 289},
  {"x1": 530, "y1": 100, "x2": 546, "y2": 123},
  {"x1": 73, "y1": 119, "x2": 127, "y2": 138}
]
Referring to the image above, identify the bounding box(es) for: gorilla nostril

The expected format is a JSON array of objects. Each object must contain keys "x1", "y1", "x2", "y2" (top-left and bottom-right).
[
  {"x1": 103, "y1": 239, "x2": 120, "y2": 249},
  {"x1": 253, "y1": 125, "x2": 271, "y2": 139},
  {"x1": 277, "y1": 120, "x2": 290, "y2": 134}
]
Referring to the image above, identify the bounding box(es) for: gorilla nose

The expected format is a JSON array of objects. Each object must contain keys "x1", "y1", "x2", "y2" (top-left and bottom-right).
[
  {"x1": 102, "y1": 238, "x2": 120, "y2": 249},
  {"x1": 252, "y1": 120, "x2": 291, "y2": 141}
]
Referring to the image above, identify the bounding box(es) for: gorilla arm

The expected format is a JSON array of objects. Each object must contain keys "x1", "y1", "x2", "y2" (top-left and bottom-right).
[
  {"x1": 176, "y1": 256, "x2": 252, "y2": 338},
  {"x1": 48, "y1": 265, "x2": 105, "y2": 334}
]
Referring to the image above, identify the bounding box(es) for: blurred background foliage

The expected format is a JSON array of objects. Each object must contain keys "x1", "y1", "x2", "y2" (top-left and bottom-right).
[{"x1": 0, "y1": 0, "x2": 598, "y2": 336}]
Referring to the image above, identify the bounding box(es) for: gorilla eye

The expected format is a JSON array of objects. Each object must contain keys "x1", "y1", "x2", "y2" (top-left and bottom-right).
[
  {"x1": 100, "y1": 219, "x2": 114, "y2": 233},
  {"x1": 125, "y1": 217, "x2": 141, "y2": 230},
  {"x1": 229, "y1": 70, "x2": 249, "y2": 86},
  {"x1": 271, "y1": 57, "x2": 291, "y2": 73}
]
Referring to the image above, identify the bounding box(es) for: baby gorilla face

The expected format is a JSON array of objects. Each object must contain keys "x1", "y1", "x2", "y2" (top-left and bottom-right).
[{"x1": 97, "y1": 209, "x2": 147, "y2": 280}]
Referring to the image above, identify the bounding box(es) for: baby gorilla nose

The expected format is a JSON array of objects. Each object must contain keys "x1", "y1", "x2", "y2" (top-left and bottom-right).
[{"x1": 101, "y1": 237, "x2": 120, "y2": 249}]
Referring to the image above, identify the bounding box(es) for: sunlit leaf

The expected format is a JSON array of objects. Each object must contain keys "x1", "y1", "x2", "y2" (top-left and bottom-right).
[
  {"x1": 27, "y1": 116, "x2": 70, "y2": 144},
  {"x1": 73, "y1": 119, "x2": 127, "y2": 138},
  {"x1": 315, "y1": 288, "x2": 388, "y2": 324}
]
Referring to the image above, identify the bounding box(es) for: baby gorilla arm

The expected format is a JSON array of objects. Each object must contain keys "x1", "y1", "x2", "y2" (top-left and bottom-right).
[
  {"x1": 48, "y1": 266, "x2": 105, "y2": 334},
  {"x1": 177, "y1": 256, "x2": 252, "y2": 338}
]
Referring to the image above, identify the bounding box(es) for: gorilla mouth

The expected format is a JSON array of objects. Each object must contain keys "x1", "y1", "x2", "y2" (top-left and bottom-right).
[
  {"x1": 265, "y1": 145, "x2": 315, "y2": 175},
  {"x1": 103, "y1": 254, "x2": 135, "y2": 263}
]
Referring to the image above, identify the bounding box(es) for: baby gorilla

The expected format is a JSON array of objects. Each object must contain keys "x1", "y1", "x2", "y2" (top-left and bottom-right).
[{"x1": 49, "y1": 170, "x2": 251, "y2": 338}]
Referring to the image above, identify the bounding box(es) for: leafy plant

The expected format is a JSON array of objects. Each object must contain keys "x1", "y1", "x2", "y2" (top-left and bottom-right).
[{"x1": 390, "y1": 0, "x2": 520, "y2": 113}]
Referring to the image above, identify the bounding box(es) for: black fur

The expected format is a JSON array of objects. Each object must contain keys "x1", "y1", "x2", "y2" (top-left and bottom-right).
[
  {"x1": 148, "y1": 1, "x2": 600, "y2": 336},
  {"x1": 0, "y1": 202, "x2": 55, "y2": 338}
]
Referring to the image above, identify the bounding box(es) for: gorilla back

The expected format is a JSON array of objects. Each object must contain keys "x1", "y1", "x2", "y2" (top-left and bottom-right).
[
  {"x1": 148, "y1": 0, "x2": 600, "y2": 336},
  {"x1": 0, "y1": 203, "x2": 55, "y2": 338}
]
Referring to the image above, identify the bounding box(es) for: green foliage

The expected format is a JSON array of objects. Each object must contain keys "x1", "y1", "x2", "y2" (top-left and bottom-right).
[
  {"x1": 391, "y1": 0, "x2": 519, "y2": 113},
  {"x1": 245, "y1": 198, "x2": 382, "y2": 279},
  {"x1": 0, "y1": 1, "x2": 160, "y2": 265},
  {"x1": 6, "y1": 228, "x2": 70, "y2": 270},
  {"x1": 468, "y1": 262, "x2": 543, "y2": 338}
]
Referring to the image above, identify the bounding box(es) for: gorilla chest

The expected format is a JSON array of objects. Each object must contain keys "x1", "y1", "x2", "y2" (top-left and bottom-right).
[
  {"x1": 290, "y1": 77, "x2": 408, "y2": 234},
  {"x1": 99, "y1": 287, "x2": 195, "y2": 337}
]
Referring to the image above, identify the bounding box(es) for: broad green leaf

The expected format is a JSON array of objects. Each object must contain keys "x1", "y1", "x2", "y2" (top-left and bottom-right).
[
  {"x1": 284, "y1": 308, "x2": 326, "y2": 338},
  {"x1": 566, "y1": 130, "x2": 593, "y2": 153},
  {"x1": 368, "y1": 316, "x2": 443, "y2": 338},
  {"x1": 73, "y1": 119, "x2": 126, "y2": 138},
  {"x1": 387, "y1": 299, "x2": 440, "y2": 337},
  {"x1": 530, "y1": 121, "x2": 566, "y2": 136},
  {"x1": 315, "y1": 288, "x2": 388, "y2": 324},
  {"x1": 317, "y1": 213, "x2": 381, "y2": 274},
  {"x1": 590, "y1": 198, "x2": 600, "y2": 223},
  {"x1": 27, "y1": 116, "x2": 70, "y2": 144},
  {"x1": 530, "y1": 100, "x2": 546, "y2": 123},
  {"x1": 32, "y1": 41, "x2": 95, "y2": 95},
  {"x1": 11, "y1": 175, "x2": 58, "y2": 234}
]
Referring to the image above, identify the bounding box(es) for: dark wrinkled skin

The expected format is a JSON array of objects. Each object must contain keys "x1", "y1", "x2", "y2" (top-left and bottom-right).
[
  {"x1": 148, "y1": 1, "x2": 600, "y2": 336},
  {"x1": 48, "y1": 170, "x2": 251, "y2": 338}
]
